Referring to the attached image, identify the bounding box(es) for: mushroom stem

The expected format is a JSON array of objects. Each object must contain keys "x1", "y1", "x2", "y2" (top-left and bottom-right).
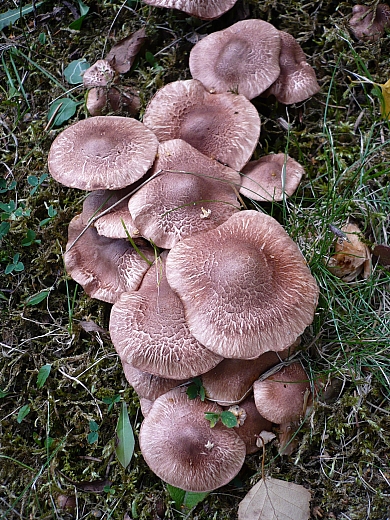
[{"x1": 66, "y1": 169, "x2": 162, "y2": 252}]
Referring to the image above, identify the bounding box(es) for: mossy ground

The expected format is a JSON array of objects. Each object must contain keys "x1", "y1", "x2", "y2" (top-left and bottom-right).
[{"x1": 1, "y1": 0, "x2": 389, "y2": 518}]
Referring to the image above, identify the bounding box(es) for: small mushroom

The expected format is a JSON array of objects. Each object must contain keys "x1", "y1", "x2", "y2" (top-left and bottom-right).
[
  {"x1": 253, "y1": 362, "x2": 312, "y2": 455},
  {"x1": 240, "y1": 153, "x2": 305, "y2": 202},
  {"x1": 139, "y1": 387, "x2": 246, "y2": 492},
  {"x1": 189, "y1": 19, "x2": 281, "y2": 99},
  {"x1": 349, "y1": 4, "x2": 390, "y2": 42},
  {"x1": 142, "y1": 79, "x2": 260, "y2": 171},
  {"x1": 166, "y1": 210, "x2": 319, "y2": 359},
  {"x1": 48, "y1": 116, "x2": 158, "y2": 190},
  {"x1": 327, "y1": 222, "x2": 371, "y2": 281},
  {"x1": 263, "y1": 31, "x2": 320, "y2": 104}
]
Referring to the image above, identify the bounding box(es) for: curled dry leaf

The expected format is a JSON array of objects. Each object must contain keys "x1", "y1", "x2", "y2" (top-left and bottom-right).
[
  {"x1": 238, "y1": 477, "x2": 311, "y2": 520},
  {"x1": 106, "y1": 28, "x2": 147, "y2": 74},
  {"x1": 327, "y1": 223, "x2": 371, "y2": 281}
]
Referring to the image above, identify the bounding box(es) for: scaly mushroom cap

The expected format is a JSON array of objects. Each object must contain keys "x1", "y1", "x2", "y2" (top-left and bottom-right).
[
  {"x1": 142, "y1": 0, "x2": 238, "y2": 20},
  {"x1": 82, "y1": 188, "x2": 139, "y2": 239},
  {"x1": 253, "y1": 362, "x2": 311, "y2": 424},
  {"x1": 189, "y1": 19, "x2": 281, "y2": 99},
  {"x1": 64, "y1": 214, "x2": 155, "y2": 303},
  {"x1": 349, "y1": 4, "x2": 390, "y2": 42},
  {"x1": 109, "y1": 252, "x2": 223, "y2": 379},
  {"x1": 202, "y1": 345, "x2": 297, "y2": 405},
  {"x1": 48, "y1": 116, "x2": 158, "y2": 190},
  {"x1": 264, "y1": 31, "x2": 320, "y2": 104},
  {"x1": 82, "y1": 60, "x2": 116, "y2": 88},
  {"x1": 166, "y1": 210, "x2": 319, "y2": 359},
  {"x1": 128, "y1": 139, "x2": 241, "y2": 248},
  {"x1": 240, "y1": 153, "x2": 304, "y2": 202},
  {"x1": 139, "y1": 387, "x2": 246, "y2": 492},
  {"x1": 142, "y1": 79, "x2": 260, "y2": 171},
  {"x1": 122, "y1": 362, "x2": 187, "y2": 401}
]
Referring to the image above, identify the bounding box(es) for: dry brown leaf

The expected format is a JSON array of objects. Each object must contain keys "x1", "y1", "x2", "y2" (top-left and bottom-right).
[
  {"x1": 327, "y1": 223, "x2": 371, "y2": 281},
  {"x1": 106, "y1": 28, "x2": 147, "y2": 74},
  {"x1": 238, "y1": 477, "x2": 311, "y2": 520},
  {"x1": 379, "y1": 79, "x2": 390, "y2": 119}
]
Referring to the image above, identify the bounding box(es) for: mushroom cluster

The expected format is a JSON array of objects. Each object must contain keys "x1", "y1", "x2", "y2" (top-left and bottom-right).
[{"x1": 48, "y1": 17, "x2": 320, "y2": 493}]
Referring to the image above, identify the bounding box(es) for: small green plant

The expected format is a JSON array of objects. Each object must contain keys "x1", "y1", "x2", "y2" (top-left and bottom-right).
[
  {"x1": 167, "y1": 484, "x2": 209, "y2": 512},
  {"x1": 87, "y1": 420, "x2": 99, "y2": 444},
  {"x1": 186, "y1": 377, "x2": 206, "y2": 401},
  {"x1": 103, "y1": 484, "x2": 115, "y2": 495},
  {"x1": 204, "y1": 411, "x2": 238, "y2": 428},
  {"x1": 102, "y1": 394, "x2": 121, "y2": 412},
  {"x1": 39, "y1": 204, "x2": 57, "y2": 227},
  {"x1": 21, "y1": 229, "x2": 40, "y2": 247},
  {"x1": 27, "y1": 173, "x2": 48, "y2": 195},
  {"x1": 17, "y1": 404, "x2": 31, "y2": 424},
  {"x1": 5, "y1": 253, "x2": 24, "y2": 274},
  {"x1": 37, "y1": 364, "x2": 51, "y2": 389}
]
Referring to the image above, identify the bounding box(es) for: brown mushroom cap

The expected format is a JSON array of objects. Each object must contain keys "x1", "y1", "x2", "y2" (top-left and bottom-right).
[
  {"x1": 142, "y1": 79, "x2": 260, "y2": 171},
  {"x1": 240, "y1": 153, "x2": 305, "y2": 202},
  {"x1": 82, "y1": 188, "x2": 139, "y2": 239},
  {"x1": 202, "y1": 345, "x2": 297, "y2": 405},
  {"x1": 109, "y1": 252, "x2": 223, "y2": 379},
  {"x1": 128, "y1": 139, "x2": 241, "y2": 248},
  {"x1": 166, "y1": 210, "x2": 319, "y2": 359},
  {"x1": 142, "y1": 0, "x2": 238, "y2": 20},
  {"x1": 48, "y1": 116, "x2": 158, "y2": 190},
  {"x1": 139, "y1": 387, "x2": 246, "y2": 492},
  {"x1": 189, "y1": 20, "x2": 281, "y2": 99},
  {"x1": 122, "y1": 361, "x2": 187, "y2": 401},
  {"x1": 253, "y1": 362, "x2": 311, "y2": 424},
  {"x1": 64, "y1": 214, "x2": 155, "y2": 303},
  {"x1": 264, "y1": 31, "x2": 320, "y2": 104},
  {"x1": 349, "y1": 4, "x2": 390, "y2": 42}
]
